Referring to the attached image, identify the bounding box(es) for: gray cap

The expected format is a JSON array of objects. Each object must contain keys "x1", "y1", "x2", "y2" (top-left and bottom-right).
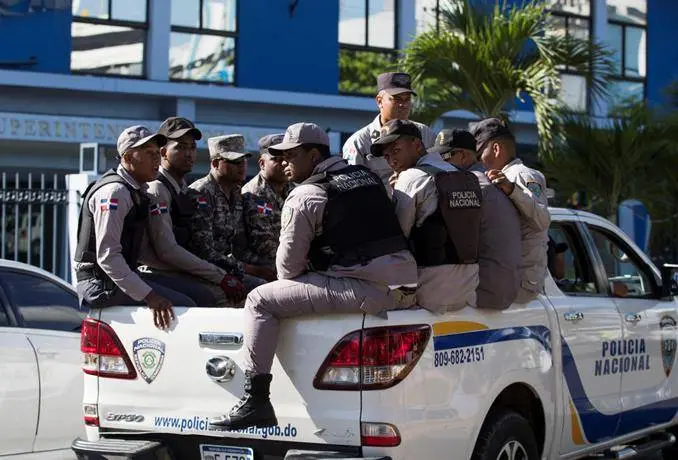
[
  {"x1": 258, "y1": 133, "x2": 285, "y2": 156},
  {"x1": 117, "y1": 125, "x2": 167, "y2": 157},
  {"x1": 208, "y1": 134, "x2": 252, "y2": 161},
  {"x1": 269, "y1": 122, "x2": 330, "y2": 153}
]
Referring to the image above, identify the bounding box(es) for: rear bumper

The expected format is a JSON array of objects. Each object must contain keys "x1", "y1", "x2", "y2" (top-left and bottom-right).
[{"x1": 72, "y1": 436, "x2": 386, "y2": 460}]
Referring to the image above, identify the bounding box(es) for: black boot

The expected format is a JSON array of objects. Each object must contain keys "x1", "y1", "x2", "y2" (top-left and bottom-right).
[{"x1": 209, "y1": 372, "x2": 278, "y2": 430}]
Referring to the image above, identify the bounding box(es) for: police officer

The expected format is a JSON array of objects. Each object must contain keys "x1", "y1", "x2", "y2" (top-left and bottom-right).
[
  {"x1": 372, "y1": 120, "x2": 480, "y2": 312},
  {"x1": 342, "y1": 72, "x2": 436, "y2": 187},
  {"x1": 209, "y1": 122, "x2": 418, "y2": 430},
  {"x1": 73, "y1": 125, "x2": 181, "y2": 329},
  {"x1": 470, "y1": 117, "x2": 550, "y2": 303},
  {"x1": 188, "y1": 134, "x2": 267, "y2": 301},
  {"x1": 139, "y1": 117, "x2": 244, "y2": 307},
  {"x1": 236, "y1": 133, "x2": 294, "y2": 278},
  {"x1": 432, "y1": 128, "x2": 522, "y2": 310}
]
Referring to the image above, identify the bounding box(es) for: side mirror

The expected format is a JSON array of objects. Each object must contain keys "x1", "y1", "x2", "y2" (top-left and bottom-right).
[{"x1": 660, "y1": 263, "x2": 678, "y2": 298}]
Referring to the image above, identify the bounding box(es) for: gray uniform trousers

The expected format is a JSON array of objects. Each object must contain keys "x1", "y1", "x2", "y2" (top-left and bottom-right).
[
  {"x1": 77, "y1": 278, "x2": 196, "y2": 309},
  {"x1": 139, "y1": 271, "x2": 218, "y2": 307},
  {"x1": 243, "y1": 272, "x2": 411, "y2": 375}
]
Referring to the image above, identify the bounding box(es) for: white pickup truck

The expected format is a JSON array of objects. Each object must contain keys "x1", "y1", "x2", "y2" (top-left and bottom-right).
[{"x1": 72, "y1": 208, "x2": 678, "y2": 460}]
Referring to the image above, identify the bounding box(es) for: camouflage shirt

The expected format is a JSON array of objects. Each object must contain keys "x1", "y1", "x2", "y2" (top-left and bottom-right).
[
  {"x1": 236, "y1": 172, "x2": 294, "y2": 270},
  {"x1": 188, "y1": 173, "x2": 245, "y2": 277}
]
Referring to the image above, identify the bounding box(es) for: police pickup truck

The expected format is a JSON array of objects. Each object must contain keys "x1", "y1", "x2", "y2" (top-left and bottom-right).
[{"x1": 72, "y1": 208, "x2": 678, "y2": 460}]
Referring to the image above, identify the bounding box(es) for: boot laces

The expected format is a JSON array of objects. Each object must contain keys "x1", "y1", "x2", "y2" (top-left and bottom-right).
[{"x1": 230, "y1": 393, "x2": 252, "y2": 414}]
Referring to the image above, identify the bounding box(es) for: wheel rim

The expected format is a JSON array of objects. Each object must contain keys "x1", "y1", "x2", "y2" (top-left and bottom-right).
[{"x1": 496, "y1": 440, "x2": 528, "y2": 460}]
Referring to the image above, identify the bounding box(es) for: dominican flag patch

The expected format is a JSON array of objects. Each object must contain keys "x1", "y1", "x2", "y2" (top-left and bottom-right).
[
  {"x1": 100, "y1": 198, "x2": 118, "y2": 211},
  {"x1": 257, "y1": 201, "x2": 273, "y2": 216},
  {"x1": 150, "y1": 202, "x2": 169, "y2": 216},
  {"x1": 195, "y1": 196, "x2": 208, "y2": 209}
]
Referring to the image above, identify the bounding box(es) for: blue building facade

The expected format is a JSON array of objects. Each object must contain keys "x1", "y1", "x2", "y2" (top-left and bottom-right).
[{"x1": 0, "y1": 0, "x2": 674, "y2": 175}]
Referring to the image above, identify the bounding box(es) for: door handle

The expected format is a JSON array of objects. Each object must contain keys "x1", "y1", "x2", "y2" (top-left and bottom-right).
[
  {"x1": 564, "y1": 312, "x2": 584, "y2": 322},
  {"x1": 199, "y1": 332, "x2": 243, "y2": 348},
  {"x1": 625, "y1": 312, "x2": 642, "y2": 323}
]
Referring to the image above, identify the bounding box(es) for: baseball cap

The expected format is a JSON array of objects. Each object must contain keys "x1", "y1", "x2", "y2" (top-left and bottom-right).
[
  {"x1": 158, "y1": 116, "x2": 202, "y2": 140},
  {"x1": 257, "y1": 133, "x2": 285, "y2": 156},
  {"x1": 469, "y1": 117, "x2": 515, "y2": 151},
  {"x1": 429, "y1": 129, "x2": 477, "y2": 157},
  {"x1": 370, "y1": 119, "x2": 422, "y2": 157},
  {"x1": 208, "y1": 134, "x2": 252, "y2": 161},
  {"x1": 117, "y1": 125, "x2": 167, "y2": 157},
  {"x1": 377, "y1": 72, "x2": 417, "y2": 96},
  {"x1": 268, "y1": 123, "x2": 330, "y2": 153}
]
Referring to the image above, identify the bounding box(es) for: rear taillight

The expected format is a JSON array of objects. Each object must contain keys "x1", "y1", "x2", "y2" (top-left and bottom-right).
[
  {"x1": 313, "y1": 324, "x2": 430, "y2": 390},
  {"x1": 81, "y1": 318, "x2": 137, "y2": 379},
  {"x1": 361, "y1": 422, "x2": 401, "y2": 447}
]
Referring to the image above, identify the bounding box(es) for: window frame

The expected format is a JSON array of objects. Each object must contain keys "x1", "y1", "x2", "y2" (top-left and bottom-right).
[
  {"x1": 339, "y1": 0, "x2": 399, "y2": 52},
  {"x1": 0, "y1": 268, "x2": 83, "y2": 332},
  {"x1": 0, "y1": 280, "x2": 17, "y2": 327},
  {"x1": 71, "y1": 0, "x2": 150, "y2": 79},
  {"x1": 169, "y1": 0, "x2": 238, "y2": 85},
  {"x1": 547, "y1": 3, "x2": 594, "y2": 112},
  {"x1": 580, "y1": 223, "x2": 661, "y2": 299},
  {"x1": 607, "y1": 18, "x2": 647, "y2": 101}
]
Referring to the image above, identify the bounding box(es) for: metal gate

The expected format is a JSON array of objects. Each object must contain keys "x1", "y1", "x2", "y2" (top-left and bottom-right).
[{"x1": 0, "y1": 172, "x2": 69, "y2": 279}]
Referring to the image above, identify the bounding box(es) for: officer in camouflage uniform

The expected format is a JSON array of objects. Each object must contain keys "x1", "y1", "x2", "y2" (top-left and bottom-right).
[
  {"x1": 236, "y1": 133, "x2": 294, "y2": 277},
  {"x1": 188, "y1": 134, "x2": 267, "y2": 302}
]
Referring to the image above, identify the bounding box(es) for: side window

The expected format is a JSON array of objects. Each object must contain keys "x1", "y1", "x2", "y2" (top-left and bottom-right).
[
  {"x1": 549, "y1": 223, "x2": 600, "y2": 295},
  {"x1": 588, "y1": 226, "x2": 655, "y2": 298},
  {"x1": 0, "y1": 300, "x2": 8, "y2": 327},
  {"x1": 0, "y1": 270, "x2": 85, "y2": 332}
]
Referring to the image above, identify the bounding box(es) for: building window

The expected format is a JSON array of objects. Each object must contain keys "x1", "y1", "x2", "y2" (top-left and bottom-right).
[
  {"x1": 546, "y1": 0, "x2": 592, "y2": 112},
  {"x1": 71, "y1": 0, "x2": 148, "y2": 77},
  {"x1": 605, "y1": 0, "x2": 646, "y2": 108},
  {"x1": 339, "y1": 0, "x2": 398, "y2": 95},
  {"x1": 169, "y1": 0, "x2": 237, "y2": 84}
]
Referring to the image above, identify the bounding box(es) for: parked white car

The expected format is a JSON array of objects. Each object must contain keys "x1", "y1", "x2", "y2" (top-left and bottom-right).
[
  {"x1": 0, "y1": 259, "x2": 85, "y2": 457},
  {"x1": 72, "y1": 209, "x2": 678, "y2": 460}
]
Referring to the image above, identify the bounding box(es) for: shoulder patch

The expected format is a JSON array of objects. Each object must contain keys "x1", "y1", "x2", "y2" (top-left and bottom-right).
[
  {"x1": 99, "y1": 198, "x2": 119, "y2": 212},
  {"x1": 280, "y1": 206, "x2": 293, "y2": 230},
  {"x1": 526, "y1": 182, "x2": 542, "y2": 197},
  {"x1": 193, "y1": 195, "x2": 208, "y2": 209}
]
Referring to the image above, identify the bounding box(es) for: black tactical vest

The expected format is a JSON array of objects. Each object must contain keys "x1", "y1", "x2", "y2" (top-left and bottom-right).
[
  {"x1": 74, "y1": 169, "x2": 149, "y2": 282},
  {"x1": 304, "y1": 164, "x2": 408, "y2": 271},
  {"x1": 157, "y1": 173, "x2": 195, "y2": 248},
  {"x1": 409, "y1": 166, "x2": 482, "y2": 267}
]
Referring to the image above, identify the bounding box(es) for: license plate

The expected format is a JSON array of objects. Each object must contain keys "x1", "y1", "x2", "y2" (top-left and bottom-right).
[{"x1": 199, "y1": 444, "x2": 254, "y2": 460}]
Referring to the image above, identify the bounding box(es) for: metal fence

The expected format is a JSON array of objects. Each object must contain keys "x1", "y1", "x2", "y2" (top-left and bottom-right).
[{"x1": 0, "y1": 172, "x2": 69, "y2": 279}]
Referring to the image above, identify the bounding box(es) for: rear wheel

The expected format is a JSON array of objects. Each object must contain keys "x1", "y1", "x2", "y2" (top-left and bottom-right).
[{"x1": 472, "y1": 409, "x2": 539, "y2": 460}]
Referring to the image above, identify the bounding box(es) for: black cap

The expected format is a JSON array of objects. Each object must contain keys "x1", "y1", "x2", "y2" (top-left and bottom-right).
[
  {"x1": 547, "y1": 236, "x2": 569, "y2": 265},
  {"x1": 158, "y1": 117, "x2": 202, "y2": 140},
  {"x1": 469, "y1": 117, "x2": 515, "y2": 151},
  {"x1": 257, "y1": 133, "x2": 284, "y2": 155},
  {"x1": 429, "y1": 129, "x2": 477, "y2": 157},
  {"x1": 370, "y1": 119, "x2": 422, "y2": 157},
  {"x1": 377, "y1": 72, "x2": 417, "y2": 96}
]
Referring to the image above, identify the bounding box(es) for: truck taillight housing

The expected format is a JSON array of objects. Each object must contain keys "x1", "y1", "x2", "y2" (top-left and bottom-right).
[
  {"x1": 314, "y1": 324, "x2": 430, "y2": 390},
  {"x1": 81, "y1": 318, "x2": 137, "y2": 379}
]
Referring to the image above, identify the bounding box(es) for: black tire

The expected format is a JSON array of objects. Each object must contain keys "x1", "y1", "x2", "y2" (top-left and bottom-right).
[{"x1": 472, "y1": 409, "x2": 540, "y2": 460}]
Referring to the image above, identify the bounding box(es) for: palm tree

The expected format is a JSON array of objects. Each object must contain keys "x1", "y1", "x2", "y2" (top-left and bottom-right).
[
  {"x1": 399, "y1": 0, "x2": 613, "y2": 153},
  {"x1": 542, "y1": 103, "x2": 678, "y2": 223}
]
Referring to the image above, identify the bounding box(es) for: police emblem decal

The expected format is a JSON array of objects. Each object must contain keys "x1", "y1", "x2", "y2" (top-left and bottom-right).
[
  {"x1": 132, "y1": 337, "x2": 166, "y2": 383},
  {"x1": 526, "y1": 182, "x2": 542, "y2": 198},
  {"x1": 660, "y1": 316, "x2": 677, "y2": 377}
]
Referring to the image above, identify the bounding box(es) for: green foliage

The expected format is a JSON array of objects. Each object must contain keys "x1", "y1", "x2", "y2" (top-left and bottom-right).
[
  {"x1": 542, "y1": 103, "x2": 678, "y2": 223},
  {"x1": 399, "y1": 0, "x2": 613, "y2": 154},
  {"x1": 339, "y1": 49, "x2": 397, "y2": 95}
]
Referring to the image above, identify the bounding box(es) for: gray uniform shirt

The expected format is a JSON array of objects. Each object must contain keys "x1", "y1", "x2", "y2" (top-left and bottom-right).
[
  {"x1": 469, "y1": 163, "x2": 522, "y2": 309},
  {"x1": 276, "y1": 156, "x2": 418, "y2": 288},
  {"x1": 502, "y1": 158, "x2": 550, "y2": 296},
  {"x1": 342, "y1": 115, "x2": 436, "y2": 187},
  {"x1": 393, "y1": 152, "x2": 479, "y2": 313},
  {"x1": 139, "y1": 167, "x2": 226, "y2": 284},
  {"x1": 79, "y1": 165, "x2": 152, "y2": 301}
]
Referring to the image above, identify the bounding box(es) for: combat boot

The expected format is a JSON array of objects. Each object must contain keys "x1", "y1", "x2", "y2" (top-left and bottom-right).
[{"x1": 209, "y1": 372, "x2": 277, "y2": 430}]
